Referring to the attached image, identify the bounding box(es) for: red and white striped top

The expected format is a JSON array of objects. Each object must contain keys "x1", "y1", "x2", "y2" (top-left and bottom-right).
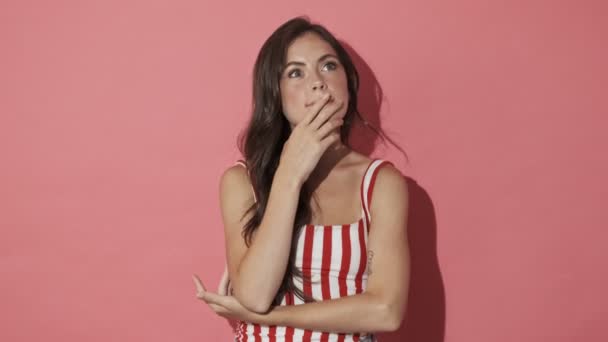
[{"x1": 232, "y1": 158, "x2": 393, "y2": 342}]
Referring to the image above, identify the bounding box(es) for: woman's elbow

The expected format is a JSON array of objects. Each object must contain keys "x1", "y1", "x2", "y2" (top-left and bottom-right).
[
  {"x1": 242, "y1": 298, "x2": 272, "y2": 314},
  {"x1": 385, "y1": 311, "x2": 404, "y2": 332},
  {"x1": 378, "y1": 301, "x2": 406, "y2": 332},
  {"x1": 233, "y1": 289, "x2": 273, "y2": 314}
]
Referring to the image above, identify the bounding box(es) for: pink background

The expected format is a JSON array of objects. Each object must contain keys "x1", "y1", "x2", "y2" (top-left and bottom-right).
[{"x1": 1, "y1": 1, "x2": 607, "y2": 341}]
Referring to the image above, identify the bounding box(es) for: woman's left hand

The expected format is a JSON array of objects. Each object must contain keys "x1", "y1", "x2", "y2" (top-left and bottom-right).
[{"x1": 192, "y1": 273, "x2": 259, "y2": 323}]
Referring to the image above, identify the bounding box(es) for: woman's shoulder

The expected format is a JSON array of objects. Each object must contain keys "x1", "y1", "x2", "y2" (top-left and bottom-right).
[
  {"x1": 368, "y1": 158, "x2": 408, "y2": 207},
  {"x1": 219, "y1": 161, "x2": 255, "y2": 202},
  {"x1": 349, "y1": 153, "x2": 405, "y2": 194},
  {"x1": 342, "y1": 151, "x2": 399, "y2": 175},
  {"x1": 222, "y1": 160, "x2": 250, "y2": 181}
]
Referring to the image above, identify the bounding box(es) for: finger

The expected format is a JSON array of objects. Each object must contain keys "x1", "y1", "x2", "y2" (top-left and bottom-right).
[
  {"x1": 303, "y1": 92, "x2": 332, "y2": 125},
  {"x1": 217, "y1": 279, "x2": 227, "y2": 296},
  {"x1": 209, "y1": 303, "x2": 225, "y2": 313},
  {"x1": 316, "y1": 117, "x2": 344, "y2": 140},
  {"x1": 203, "y1": 299, "x2": 228, "y2": 317},
  {"x1": 319, "y1": 131, "x2": 341, "y2": 150},
  {"x1": 309, "y1": 99, "x2": 345, "y2": 131},
  {"x1": 192, "y1": 274, "x2": 207, "y2": 292},
  {"x1": 217, "y1": 265, "x2": 229, "y2": 295},
  {"x1": 201, "y1": 290, "x2": 227, "y2": 306}
]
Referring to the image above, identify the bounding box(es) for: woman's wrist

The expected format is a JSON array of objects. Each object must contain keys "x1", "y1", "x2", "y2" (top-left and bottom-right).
[{"x1": 274, "y1": 163, "x2": 303, "y2": 192}]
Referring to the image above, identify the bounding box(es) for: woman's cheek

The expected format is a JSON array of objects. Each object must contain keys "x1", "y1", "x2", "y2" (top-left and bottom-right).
[{"x1": 282, "y1": 99, "x2": 305, "y2": 125}]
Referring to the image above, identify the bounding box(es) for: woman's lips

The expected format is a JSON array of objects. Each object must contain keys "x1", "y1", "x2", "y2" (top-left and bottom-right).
[{"x1": 305, "y1": 95, "x2": 335, "y2": 107}]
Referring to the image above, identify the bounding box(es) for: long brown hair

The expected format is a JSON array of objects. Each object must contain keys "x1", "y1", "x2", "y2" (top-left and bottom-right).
[{"x1": 236, "y1": 16, "x2": 396, "y2": 306}]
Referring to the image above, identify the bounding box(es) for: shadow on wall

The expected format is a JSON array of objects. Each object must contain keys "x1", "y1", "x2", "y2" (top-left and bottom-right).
[{"x1": 342, "y1": 41, "x2": 446, "y2": 342}]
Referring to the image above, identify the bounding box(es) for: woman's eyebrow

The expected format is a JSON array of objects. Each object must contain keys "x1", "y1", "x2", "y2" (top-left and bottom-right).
[
  {"x1": 284, "y1": 53, "x2": 338, "y2": 69},
  {"x1": 317, "y1": 53, "x2": 338, "y2": 62}
]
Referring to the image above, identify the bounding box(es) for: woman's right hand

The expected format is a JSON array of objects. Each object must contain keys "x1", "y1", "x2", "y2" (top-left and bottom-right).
[
  {"x1": 217, "y1": 262, "x2": 238, "y2": 331},
  {"x1": 278, "y1": 92, "x2": 345, "y2": 186}
]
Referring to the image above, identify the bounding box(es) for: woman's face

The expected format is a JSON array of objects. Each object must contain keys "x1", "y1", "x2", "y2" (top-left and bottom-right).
[{"x1": 279, "y1": 32, "x2": 349, "y2": 129}]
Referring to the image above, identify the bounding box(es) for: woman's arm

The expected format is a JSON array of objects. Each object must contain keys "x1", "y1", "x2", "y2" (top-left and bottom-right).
[
  {"x1": 252, "y1": 291, "x2": 396, "y2": 333},
  {"x1": 221, "y1": 163, "x2": 302, "y2": 314},
  {"x1": 247, "y1": 165, "x2": 411, "y2": 333}
]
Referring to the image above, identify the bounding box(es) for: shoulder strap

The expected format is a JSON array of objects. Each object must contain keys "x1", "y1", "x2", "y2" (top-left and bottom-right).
[
  {"x1": 361, "y1": 159, "x2": 394, "y2": 225},
  {"x1": 234, "y1": 160, "x2": 257, "y2": 203}
]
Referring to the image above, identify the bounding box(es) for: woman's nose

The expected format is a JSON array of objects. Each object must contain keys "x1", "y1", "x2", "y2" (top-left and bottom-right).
[{"x1": 312, "y1": 81, "x2": 327, "y2": 92}]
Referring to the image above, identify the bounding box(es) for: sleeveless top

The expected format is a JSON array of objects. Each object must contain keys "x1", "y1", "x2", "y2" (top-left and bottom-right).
[{"x1": 232, "y1": 158, "x2": 393, "y2": 342}]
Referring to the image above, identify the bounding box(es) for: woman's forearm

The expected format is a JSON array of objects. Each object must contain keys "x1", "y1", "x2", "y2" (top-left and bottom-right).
[
  {"x1": 233, "y1": 164, "x2": 302, "y2": 313},
  {"x1": 249, "y1": 292, "x2": 399, "y2": 334}
]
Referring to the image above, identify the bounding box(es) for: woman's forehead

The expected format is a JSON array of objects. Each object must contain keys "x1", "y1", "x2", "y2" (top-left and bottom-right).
[{"x1": 285, "y1": 32, "x2": 336, "y2": 63}]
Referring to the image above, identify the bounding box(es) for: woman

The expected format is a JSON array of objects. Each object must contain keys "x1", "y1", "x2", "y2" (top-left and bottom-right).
[{"x1": 193, "y1": 16, "x2": 410, "y2": 341}]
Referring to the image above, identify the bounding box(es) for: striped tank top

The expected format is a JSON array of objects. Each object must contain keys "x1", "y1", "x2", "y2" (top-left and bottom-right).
[{"x1": 232, "y1": 158, "x2": 393, "y2": 342}]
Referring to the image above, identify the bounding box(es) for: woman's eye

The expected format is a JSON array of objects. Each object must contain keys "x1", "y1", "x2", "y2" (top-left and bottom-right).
[
  {"x1": 323, "y1": 62, "x2": 338, "y2": 71},
  {"x1": 287, "y1": 69, "x2": 301, "y2": 78}
]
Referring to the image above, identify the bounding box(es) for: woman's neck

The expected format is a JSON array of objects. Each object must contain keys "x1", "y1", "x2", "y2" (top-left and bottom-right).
[{"x1": 307, "y1": 141, "x2": 351, "y2": 186}]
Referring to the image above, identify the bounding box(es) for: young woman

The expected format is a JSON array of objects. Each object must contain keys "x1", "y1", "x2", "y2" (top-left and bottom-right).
[{"x1": 193, "y1": 16, "x2": 410, "y2": 341}]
